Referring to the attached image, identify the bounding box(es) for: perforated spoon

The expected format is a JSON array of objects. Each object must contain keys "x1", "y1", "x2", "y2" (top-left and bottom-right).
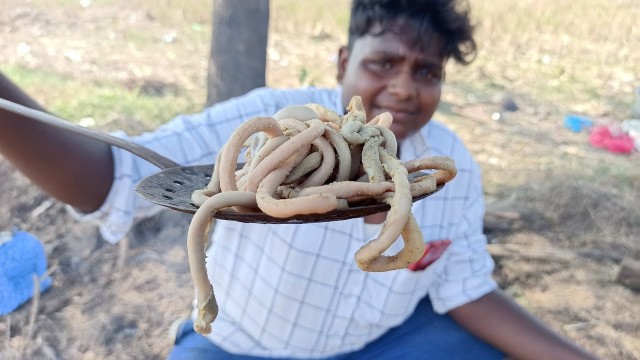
[{"x1": 0, "y1": 98, "x2": 443, "y2": 223}]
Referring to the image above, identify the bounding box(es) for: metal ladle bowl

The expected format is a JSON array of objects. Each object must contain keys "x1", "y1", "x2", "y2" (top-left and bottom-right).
[{"x1": 1, "y1": 98, "x2": 443, "y2": 224}]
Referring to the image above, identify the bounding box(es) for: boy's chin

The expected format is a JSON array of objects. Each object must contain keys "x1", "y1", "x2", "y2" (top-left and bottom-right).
[{"x1": 389, "y1": 126, "x2": 412, "y2": 141}]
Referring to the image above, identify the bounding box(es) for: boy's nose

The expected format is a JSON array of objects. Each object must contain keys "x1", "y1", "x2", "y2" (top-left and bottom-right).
[{"x1": 387, "y1": 70, "x2": 416, "y2": 101}]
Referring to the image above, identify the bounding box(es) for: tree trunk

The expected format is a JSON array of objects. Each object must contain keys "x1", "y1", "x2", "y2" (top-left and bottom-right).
[{"x1": 206, "y1": 0, "x2": 270, "y2": 107}]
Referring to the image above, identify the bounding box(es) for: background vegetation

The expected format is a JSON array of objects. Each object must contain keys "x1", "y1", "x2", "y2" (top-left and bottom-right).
[{"x1": 1, "y1": 0, "x2": 638, "y2": 359}]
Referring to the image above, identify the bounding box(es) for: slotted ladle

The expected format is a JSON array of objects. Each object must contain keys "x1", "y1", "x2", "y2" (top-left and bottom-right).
[{"x1": 0, "y1": 98, "x2": 442, "y2": 223}]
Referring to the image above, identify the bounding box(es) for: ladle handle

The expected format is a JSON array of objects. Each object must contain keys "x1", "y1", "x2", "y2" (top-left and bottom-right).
[{"x1": 0, "y1": 98, "x2": 179, "y2": 170}]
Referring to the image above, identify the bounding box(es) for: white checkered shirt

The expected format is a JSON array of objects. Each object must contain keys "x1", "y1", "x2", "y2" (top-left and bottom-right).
[{"x1": 71, "y1": 86, "x2": 497, "y2": 358}]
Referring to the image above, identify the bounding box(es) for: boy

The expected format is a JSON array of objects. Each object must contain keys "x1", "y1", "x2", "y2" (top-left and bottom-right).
[{"x1": 0, "y1": 0, "x2": 596, "y2": 359}]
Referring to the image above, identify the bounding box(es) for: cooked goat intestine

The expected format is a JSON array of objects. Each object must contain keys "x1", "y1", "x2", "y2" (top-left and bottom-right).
[{"x1": 186, "y1": 96, "x2": 457, "y2": 335}]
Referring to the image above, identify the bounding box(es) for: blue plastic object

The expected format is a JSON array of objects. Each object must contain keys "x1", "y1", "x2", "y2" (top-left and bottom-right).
[
  {"x1": 564, "y1": 114, "x2": 594, "y2": 133},
  {"x1": 0, "y1": 230, "x2": 52, "y2": 315}
]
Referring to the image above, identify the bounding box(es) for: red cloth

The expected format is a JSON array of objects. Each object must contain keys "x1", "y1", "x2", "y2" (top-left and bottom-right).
[
  {"x1": 407, "y1": 239, "x2": 451, "y2": 271},
  {"x1": 589, "y1": 126, "x2": 635, "y2": 154}
]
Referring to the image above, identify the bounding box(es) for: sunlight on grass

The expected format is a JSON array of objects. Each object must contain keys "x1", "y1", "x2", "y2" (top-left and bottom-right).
[
  {"x1": 449, "y1": 0, "x2": 639, "y2": 117},
  {"x1": 271, "y1": 0, "x2": 350, "y2": 37},
  {"x1": 4, "y1": 65, "x2": 200, "y2": 131},
  {"x1": 30, "y1": 0, "x2": 211, "y2": 24}
]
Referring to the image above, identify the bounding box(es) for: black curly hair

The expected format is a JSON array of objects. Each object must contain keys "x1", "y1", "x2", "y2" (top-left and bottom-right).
[{"x1": 347, "y1": 0, "x2": 477, "y2": 65}]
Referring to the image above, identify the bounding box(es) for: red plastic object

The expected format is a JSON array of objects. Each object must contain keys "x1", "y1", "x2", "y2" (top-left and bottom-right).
[
  {"x1": 407, "y1": 239, "x2": 451, "y2": 271},
  {"x1": 589, "y1": 126, "x2": 635, "y2": 154}
]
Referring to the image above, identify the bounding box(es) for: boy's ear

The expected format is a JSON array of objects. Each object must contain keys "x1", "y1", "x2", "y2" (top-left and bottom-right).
[{"x1": 336, "y1": 46, "x2": 350, "y2": 84}]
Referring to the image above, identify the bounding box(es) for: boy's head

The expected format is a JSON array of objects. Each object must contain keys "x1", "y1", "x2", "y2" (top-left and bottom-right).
[{"x1": 337, "y1": 0, "x2": 476, "y2": 140}]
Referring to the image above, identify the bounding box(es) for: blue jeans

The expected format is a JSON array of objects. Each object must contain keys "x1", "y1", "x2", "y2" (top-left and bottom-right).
[{"x1": 168, "y1": 297, "x2": 504, "y2": 359}]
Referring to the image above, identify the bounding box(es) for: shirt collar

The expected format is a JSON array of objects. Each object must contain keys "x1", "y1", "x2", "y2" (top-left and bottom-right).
[
  {"x1": 334, "y1": 86, "x2": 344, "y2": 115},
  {"x1": 403, "y1": 126, "x2": 430, "y2": 160}
]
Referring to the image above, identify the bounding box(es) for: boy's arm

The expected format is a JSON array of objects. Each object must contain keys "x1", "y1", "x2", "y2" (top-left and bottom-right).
[
  {"x1": 426, "y1": 154, "x2": 596, "y2": 359},
  {"x1": 449, "y1": 289, "x2": 598, "y2": 360},
  {"x1": 0, "y1": 72, "x2": 114, "y2": 212}
]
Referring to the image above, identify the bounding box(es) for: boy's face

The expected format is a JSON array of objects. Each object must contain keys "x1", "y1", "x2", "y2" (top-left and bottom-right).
[{"x1": 337, "y1": 27, "x2": 446, "y2": 141}]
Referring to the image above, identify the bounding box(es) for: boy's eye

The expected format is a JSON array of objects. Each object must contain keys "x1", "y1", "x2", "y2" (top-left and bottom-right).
[
  {"x1": 416, "y1": 67, "x2": 443, "y2": 84},
  {"x1": 366, "y1": 59, "x2": 394, "y2": 71}
]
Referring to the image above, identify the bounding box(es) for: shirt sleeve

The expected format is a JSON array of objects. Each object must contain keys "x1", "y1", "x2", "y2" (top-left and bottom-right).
[
  {"x1": 67, "y1": 87, "x2": 285, "y2": 243},
  {"x1": 66, "y1": 87, "x2": 338, "y2": 243},
  {"x1": 427, "y1": 161, "x2": 497, "y2": 314}
]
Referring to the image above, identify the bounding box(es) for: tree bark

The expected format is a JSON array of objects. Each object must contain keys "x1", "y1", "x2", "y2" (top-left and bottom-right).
[{"x1": 206, "y1": 0, "x2": 270, "y2": 106}]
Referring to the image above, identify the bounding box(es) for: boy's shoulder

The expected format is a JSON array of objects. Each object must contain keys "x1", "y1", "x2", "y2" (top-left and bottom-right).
[
  {"x1": 245, "y1": 86, "x2": 341, "y2": 110},
  {"x1": 189, "y1": 86, "x2": 341, "y2": 127}
]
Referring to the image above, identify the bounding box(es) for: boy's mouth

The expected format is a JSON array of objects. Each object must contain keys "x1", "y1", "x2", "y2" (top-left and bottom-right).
[{"x1": 373, "y1": 106, "x2": 418, "y2": 124}]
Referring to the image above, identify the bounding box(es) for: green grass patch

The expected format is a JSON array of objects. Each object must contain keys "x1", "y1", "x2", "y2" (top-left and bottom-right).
[{"x1": 4, "y1": 65, "x2": 200, "y2": 132}]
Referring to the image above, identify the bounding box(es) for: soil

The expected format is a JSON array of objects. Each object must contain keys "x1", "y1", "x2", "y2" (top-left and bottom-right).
[{"x1": 1, "y1": 2, "x2": 639, "y2": 360}]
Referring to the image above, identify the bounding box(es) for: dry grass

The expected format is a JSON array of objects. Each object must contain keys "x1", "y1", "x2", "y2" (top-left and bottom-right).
[
  {"x1": 450, "y1": 0, "x2": 639, "y2": 116},
  {"x1": 0, "y1": 0, "x2": 639, "y2": 359}
]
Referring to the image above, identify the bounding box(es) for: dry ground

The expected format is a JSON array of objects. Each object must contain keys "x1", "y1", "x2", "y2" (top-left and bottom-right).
[{"x1": 1, "y1": 1, "x2": 639, "y2": 359}]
